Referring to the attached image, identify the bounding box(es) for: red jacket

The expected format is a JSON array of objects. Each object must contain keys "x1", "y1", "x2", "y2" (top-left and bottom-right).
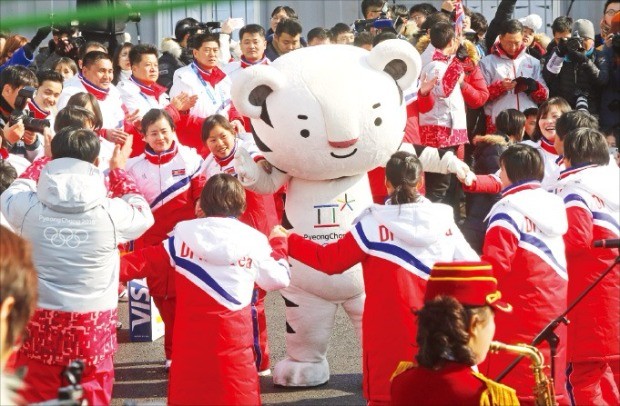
[
  {"x1": 460, "y1": 59, "x2": 490, "y2": 109},
  {"x1": 391, "y1": 361, "x2": 518, "y2": 405},
  {"x1": 555, "y1": 164, "x2": 619, "y2": 361},
  {"x1": 289, "y1": 201, "x2": 477, "y2": 403},
  {"x1": 481, "y1": 181, "x2": 569, "y2": 404},
  {"x1": 124, "y1": 142, "x2": 205, "y2": 297}
]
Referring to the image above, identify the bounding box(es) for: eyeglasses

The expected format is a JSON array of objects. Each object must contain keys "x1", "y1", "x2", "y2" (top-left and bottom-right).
[{"x1": 605, "y1": 8, "x2": 620, "y2": 17}]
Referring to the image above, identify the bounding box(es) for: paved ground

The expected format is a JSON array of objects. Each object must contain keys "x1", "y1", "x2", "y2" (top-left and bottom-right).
[{"x1": 112, "y1": 291, "x2": 364, "y2": 405}]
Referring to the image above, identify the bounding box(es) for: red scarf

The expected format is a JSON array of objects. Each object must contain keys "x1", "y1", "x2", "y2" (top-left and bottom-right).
[
  {"x1": 130, "y1": 75, "x2": 167, "y2": 100},
  {"x1": 144, "y1": 141, "x2": 178, "y2": 165},
  {"x1": 79, "y1": 74, "x2": 109, "y2": 101},
  {"x1": 193, "y1": 63, "x2": 227, "y2": 88},
  {"x1": 432, "y1": 49, "x2": 451, "y2": 62},
  {"x1": 213, "y1": 140, "x2": 237, "y2": 168},
  {"x1": 240, "y1": 56, "x2": 270, "y2": 69},
  {"x1": 27, "y1": 100, "x2": 50, "y2": 119}
]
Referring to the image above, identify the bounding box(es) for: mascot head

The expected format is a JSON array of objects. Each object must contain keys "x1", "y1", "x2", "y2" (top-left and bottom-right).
[{"x1": 231, "y1": 39, "x2": 421, "y2": 181}]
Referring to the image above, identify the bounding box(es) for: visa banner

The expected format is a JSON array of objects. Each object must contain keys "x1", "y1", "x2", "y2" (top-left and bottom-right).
[{"x1": 128, "y1": 278, "x2": 165, "y2": 342}]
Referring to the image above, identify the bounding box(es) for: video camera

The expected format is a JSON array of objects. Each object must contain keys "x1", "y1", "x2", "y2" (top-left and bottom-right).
[
  {"x1": 9, "y1": 87, "x2": 51, "y2": 133},
  {"x1": 32, "y1": 360, "x2": 86, "y2": 406},
  {"x1": 353, "y1": 1, "x2": 394, "y2": 33}
]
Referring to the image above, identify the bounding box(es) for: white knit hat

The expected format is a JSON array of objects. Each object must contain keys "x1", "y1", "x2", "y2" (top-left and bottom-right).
[{"x1": 518, "y1": 14, "x2": 543, "y2": 32}]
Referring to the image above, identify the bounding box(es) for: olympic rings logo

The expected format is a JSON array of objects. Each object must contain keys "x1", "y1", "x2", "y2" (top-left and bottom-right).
[{"x1": 43, "y1": 227, "x2": 89, "y2": 248}]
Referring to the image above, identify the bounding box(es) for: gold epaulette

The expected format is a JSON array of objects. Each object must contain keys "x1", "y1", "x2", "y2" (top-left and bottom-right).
[
  {"x1": 472, "y1": 371, "x2": 520, "y2": 406},
  {"x1": 390, "y1": 361, "x2": 417, "y2": 381}
]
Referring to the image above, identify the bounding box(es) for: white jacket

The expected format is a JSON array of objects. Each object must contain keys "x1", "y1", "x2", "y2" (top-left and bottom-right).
[
  {"x1": 57, "y1": 75, "x2": 125, "y2": 130},
  {"x1": 167, "y1": 217, "x2": 290, "y2": 310},
  {"x1": 1, "y1": 158, "x2": 154, "y2": 312},
  {"x1": 169, "y1": 64, "x2": 233, "y2": 119},
  {"x1": 479, "y1": 43, "x2": 548, "y2": 121},
  {"x1": 117, "y1": 76, "x2": 170, "y2": 118}
]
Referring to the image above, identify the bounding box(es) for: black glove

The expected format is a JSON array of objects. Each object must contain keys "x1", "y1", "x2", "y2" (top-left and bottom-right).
[
  {"x1": 455, "y1": 44, "x2": 469, "y2": 61},
  {"x1": 555, "y1": 38, "x2": 569, "y2": 57},
  {"x1": 24, "y1": 26, "x2": 52, "y2": 56},
  {"x1": 514, "y1": 77, "x2": 538, "y2": 95},
  {"x1": 569, "y1": 50, "x2": 588, "y2": 64}
]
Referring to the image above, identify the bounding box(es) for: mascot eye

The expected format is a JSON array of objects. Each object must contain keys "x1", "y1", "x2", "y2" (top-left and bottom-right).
[
  {"x1": 374, "y1": 118, "x2": 382, "y2": 126},
  {"x1": 300, "y1": 129, "x2": 310, "y2": 138}
]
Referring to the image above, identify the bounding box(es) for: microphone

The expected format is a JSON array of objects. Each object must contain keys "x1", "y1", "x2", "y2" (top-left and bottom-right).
[{"x1": 593, "y1": 239, "x2": 620, "y2": 248}]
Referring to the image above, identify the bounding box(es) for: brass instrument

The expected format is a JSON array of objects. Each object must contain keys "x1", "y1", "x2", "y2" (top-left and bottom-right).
[{"x1": 489, "y1": 341, "x2": 557, "y2": 406}]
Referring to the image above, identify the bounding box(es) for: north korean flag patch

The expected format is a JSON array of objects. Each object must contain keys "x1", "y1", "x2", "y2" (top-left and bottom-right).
[{"x1": 171, "y1": 168, "x2": 186, "y2": 177}]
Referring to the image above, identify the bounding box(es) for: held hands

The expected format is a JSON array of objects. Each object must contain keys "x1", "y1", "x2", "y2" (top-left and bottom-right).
[
  {"x1": 233, "y1": 147, "x2": 260, "y2": 185},
  {"x1": 109, "y1": 134, "x2": 133, "y2": 170},
  {"x1": 125, "y1": 109, "x2": 142, "y2": 130},
  {"x1": 269, "y1": 225, "x2": 288, "y2": 240},
  {"x1": 230, "y1": 119, "x2": 245, "y2": 134},
  {"x1": 513, "y1": 77, "x2": 538, "y2": 95}
]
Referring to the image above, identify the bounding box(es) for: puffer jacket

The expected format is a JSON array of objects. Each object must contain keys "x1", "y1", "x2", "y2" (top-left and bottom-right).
[
  {"x1": 461, "y1": 134, "x2": 509, "y2": 253},
  {"x1": 479, "y1": 41, "x2": 548, "y2": 122},
  {"x1": 542, "y1": 46, "x2": 609, "y2": 115},
  {"x1": 1, "y1": 157, "x2": 154, "y2": 312}
]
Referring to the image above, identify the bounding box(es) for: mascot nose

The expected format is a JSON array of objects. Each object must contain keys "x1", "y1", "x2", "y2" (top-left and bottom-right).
[{"x1": 328, "y1": 138, "x2": 358, "y2": 148}]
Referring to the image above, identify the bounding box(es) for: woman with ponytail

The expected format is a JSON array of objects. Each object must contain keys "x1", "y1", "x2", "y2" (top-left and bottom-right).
[
  {"x1": 391, "y1": 261, "x2": 518, "y2": 405},
  {"x1": 270, "y1": 151, "x2": 478, "y2": 405}
]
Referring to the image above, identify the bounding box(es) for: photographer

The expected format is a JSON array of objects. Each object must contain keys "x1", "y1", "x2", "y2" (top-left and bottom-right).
[
  {"x1": 33, "y1": 25, "x2": 81, "y2": 72},
  {"x1": 0, "y1": 26, "x2": 52, "y2": 73},
  {"x1": 0, "y1": 66, "x2": 44, "y2": 161},
  {"x1": 600, "y1": 13, "x2": 620, "y2": 133},
  {"x1": 543, "y1": 19, "x2": 609, "y2": 115}
]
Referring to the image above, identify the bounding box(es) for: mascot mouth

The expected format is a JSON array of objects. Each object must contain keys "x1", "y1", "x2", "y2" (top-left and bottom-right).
[{"x1": 330, "y1": 149, "x2": 358, "y2": 159}]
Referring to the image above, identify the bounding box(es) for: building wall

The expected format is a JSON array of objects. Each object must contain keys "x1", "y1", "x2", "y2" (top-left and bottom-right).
[{"x1": 0, "y1": 0, "x2": 607, "y2": 48}]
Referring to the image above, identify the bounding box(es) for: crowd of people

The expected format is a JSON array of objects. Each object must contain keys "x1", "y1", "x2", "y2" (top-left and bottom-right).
[{"x1": 0, "y1": 0, "x2": 619, "y2": 405}]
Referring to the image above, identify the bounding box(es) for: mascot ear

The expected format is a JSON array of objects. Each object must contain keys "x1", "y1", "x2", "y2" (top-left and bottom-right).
[
  {"x1": 231, "y1": 65, "x2": 286, "y2": 119},
  {"x1": 366, "y1": 39, "x2": 421, "y2": 91}
]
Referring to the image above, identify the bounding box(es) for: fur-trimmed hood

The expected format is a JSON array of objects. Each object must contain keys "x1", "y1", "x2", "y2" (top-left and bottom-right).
[
  {"x1": 415, "y1": 36, "x2": 480, "y2": 65},
  {"x1": 160, "y1": 37, "x2": 182, "y2": 59},
  {"x1": 473, "y1": 134, "x2": 510, "y2": 146},
  {"x1": 533, "y1": 33, "x2": 551, "y2": 50}
]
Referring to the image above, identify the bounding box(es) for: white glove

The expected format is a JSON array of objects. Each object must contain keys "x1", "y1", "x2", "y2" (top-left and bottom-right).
[
  {"x1": 446, "y1": 156, "x2": 470, "y2": 181},
  {"x1": 463, "y1": 171, "x2": 477, "y2": 187},
  {"x1": 233, "y1": 147, "x2": 260, "y2": 186}
]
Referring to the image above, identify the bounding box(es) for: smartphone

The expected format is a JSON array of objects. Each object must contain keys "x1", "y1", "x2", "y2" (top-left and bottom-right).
[
  {"x1": 609, "y1": 147, "x2": 618, "y2": 156},
  {"x1": 228, "y1": 17, "x2": 244, "y2": 30}
]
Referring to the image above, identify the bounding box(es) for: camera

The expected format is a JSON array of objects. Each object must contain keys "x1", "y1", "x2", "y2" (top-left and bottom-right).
[
  {"x1": 354, "y1": 1, "x2": 394, "y2": 33},
  {"x1": 32, "y1": 360, "x2": 85, "y2": 406},
  {"x1": 197, "y1": 21, "x2": 222, "y2": 31},
  {"x1": 566, "y1": 32, "x2": 585, "y2": 53},
  {"x1": 9, "y1": 87, "x2": 51, "y2": 133},
  {"x1": 574, "y1": 90, "x2": 589, "y2": 112}
]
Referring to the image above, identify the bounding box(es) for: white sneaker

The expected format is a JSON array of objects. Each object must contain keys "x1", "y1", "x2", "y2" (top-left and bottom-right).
[
  {"x1": 165, "y1": 359, "x2": 172, "y2": 373},
  {"x1": 258, "y1": 368, "x2": 271, "y2": 377}
]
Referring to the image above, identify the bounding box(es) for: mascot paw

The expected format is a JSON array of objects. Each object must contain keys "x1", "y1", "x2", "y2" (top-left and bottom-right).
[
  {"x1": 463, "y1": 171, "x2": 477, "y2": 187},
  {"x1": 447, "y1": 157, "x2": 470, "y2": 181},
  {"x1": 233, "y1": 147, "x2": 260, "y2": 185},
  {"x1": 273, "y1": 357, "x2": 330, "y2": 387}
]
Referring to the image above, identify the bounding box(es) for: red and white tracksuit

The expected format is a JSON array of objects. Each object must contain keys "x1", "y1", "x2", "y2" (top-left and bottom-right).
[
  {"x1": 554, "y1": 164, "x2": 620, "y2": 405},
  {"x1": 124, "y1": 141, "x2": 204, "y2": 360},
  {"x1": 288, "y1": 199, "x2": 478, "y2": 404},
  {"x1": 201, "y1": 136, "x2": 279, "y2": 372},
  {"x1": 481, "y1": 180, "x2": 569, "y2": 405},
  {"x1": 122, "y1": 218, "x2": 290, "y2": 405}
]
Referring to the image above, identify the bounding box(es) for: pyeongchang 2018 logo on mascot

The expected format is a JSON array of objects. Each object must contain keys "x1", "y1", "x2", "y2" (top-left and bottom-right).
[{"x1": 43, "y1": 227, "x2": 89, "y2": 248}]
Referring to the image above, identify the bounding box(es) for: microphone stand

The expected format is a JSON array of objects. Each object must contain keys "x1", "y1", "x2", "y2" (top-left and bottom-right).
[{"x1": 496, "y1": 255, "x2": 620, "y2": 383}]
